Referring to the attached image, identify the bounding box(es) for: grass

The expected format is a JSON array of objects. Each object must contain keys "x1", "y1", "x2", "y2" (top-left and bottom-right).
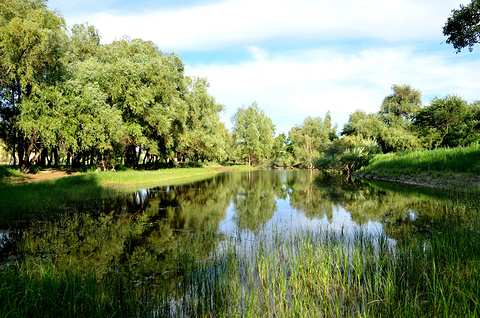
[
  {"x1": 1, "y1": 224, "x2": 479, "y2": 317},
  {"x1": 0, "y1": 164, "x2": 259, "y2": 227},
  {"x1": 357, "y1": 144, "x2": 480, "y2": 189},
  {"x1": 0, "y1": 167, "x2": 223, "y2": 227},
  {"x1": 0, "y1": 165, "x2": 18, "y2": 178}
]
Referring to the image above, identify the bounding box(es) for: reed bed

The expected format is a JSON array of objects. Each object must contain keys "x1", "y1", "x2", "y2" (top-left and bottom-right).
[{"x1": 1, "y1": 223, "x2": 479, "y2": 317}]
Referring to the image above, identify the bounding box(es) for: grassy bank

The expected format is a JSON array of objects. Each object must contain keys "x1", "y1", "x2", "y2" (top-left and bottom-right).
[
  {"x1": 356, "y1": 144, "x2": 480, "y2": 189},
  {"x1": 0, "y1": 166, "x2": 254, "y2": 226},
  {"x1": 1, "y1": 224, "x2": 479, "y2": 317}
]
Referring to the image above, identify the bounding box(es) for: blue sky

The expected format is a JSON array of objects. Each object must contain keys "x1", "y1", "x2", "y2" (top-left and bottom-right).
[{"x1": 48, "y1": 0, "x2": 480, "y2": 135}]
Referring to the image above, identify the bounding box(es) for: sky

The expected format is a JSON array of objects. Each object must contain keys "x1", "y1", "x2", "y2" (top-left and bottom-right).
[{"x1": 48, "y1": 0, "x2": 480, "y2": 135}]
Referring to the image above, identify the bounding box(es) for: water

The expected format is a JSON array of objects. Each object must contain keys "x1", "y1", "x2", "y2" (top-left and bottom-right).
[{"x1": 0, "y1": 169, "x2": 478, "y2": 268}]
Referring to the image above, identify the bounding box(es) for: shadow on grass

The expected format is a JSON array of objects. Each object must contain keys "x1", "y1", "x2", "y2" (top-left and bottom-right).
[
  {"x1": 0, "y1": 173, "x2": 120, "y2": 228},
  {"x1": 0, "y1": 165, "x2": 17, "y2": 179}
]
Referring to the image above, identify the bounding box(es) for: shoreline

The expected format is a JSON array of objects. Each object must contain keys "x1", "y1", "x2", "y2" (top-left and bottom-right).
[{"x1": 355, "y1": 170, "x2": 480, "y2": 190}]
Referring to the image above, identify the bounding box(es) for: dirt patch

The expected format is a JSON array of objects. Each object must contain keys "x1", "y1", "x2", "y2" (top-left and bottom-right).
[
  {"x1": 207, "y1": 165, "x2": 241, "y2": 172},
  {"x1": 207, "y1": 165, "x2": 257, "y2": 173},
  {"x1": 7, "y1": 169, "x2": 80, "y2": 185}
]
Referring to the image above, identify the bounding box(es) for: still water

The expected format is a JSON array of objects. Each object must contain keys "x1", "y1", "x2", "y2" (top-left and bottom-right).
[{"x1": 0, "y1": 169, "x2": 478, "y2": 267}]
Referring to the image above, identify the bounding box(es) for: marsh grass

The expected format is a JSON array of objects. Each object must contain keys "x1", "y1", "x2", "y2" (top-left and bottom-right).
[{"x1": 1, "y1": 223, "x2": 479, "y2": 317}]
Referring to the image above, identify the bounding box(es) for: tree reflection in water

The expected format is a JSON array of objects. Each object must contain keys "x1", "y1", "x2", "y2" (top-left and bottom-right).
[{"x1": 1, "y1": 170, "x2": 479, "y2": 275}]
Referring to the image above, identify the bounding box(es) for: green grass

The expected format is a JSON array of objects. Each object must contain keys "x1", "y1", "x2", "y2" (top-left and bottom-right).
[
  {"x1": 1, "y1": 225, "x2": 479, "y2": 317},
  {"x1": 0, "y1": 165, "x2": 18, "y2": 178},
  {"x1": 358, "y1": 144, "x2": 480, "y2": 188},
  {"x1": 0, "y1": 167, "x2": 221, "y2": 226},
  {"x1": 91, "y1": 167, "x2": 220, "y2": 189},
  {"x1": 364, "y1": 144, "x2": 480, "y2": 174}
]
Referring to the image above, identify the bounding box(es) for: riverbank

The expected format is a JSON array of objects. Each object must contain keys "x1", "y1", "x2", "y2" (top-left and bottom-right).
[
  {"x1": 356, "y1": 144, "x2": 480, "y2": 190},
  {"x1": 0, "y1": 164, "x2": 255, "y2": 186},
  {"x1": 0, "y1": 164, "x2": 255, "y2": 226}
]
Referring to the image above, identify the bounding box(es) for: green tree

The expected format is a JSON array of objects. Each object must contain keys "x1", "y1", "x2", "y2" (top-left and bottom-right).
[
  {"x1": 443, "y1": 0, "x2": 480, "y2": 52},
  {"x1": 176, "y1": 77, "x2": 226, "y2": 162},
  {"x1": 66, "y1": 23, "x2": 101, "y2": 62},
  {"x1": 342, "y1": 85, "x2": 422, "y2": 153},
  {"x1": 314, "y1": 135, "x2": 381, "y2": 176},
  {"x1": 98, "y1": 38, "x2": 186, "y2": 167},
  {"x1": 56, "y1": 58, "x2": 125, "y2": 169},
  {"x1": 0, "y1": 0, "x2": 66, "y2": 172},
  {"x1": 288, "y1": 113, "x2": 336, "y2": 169},
  {"x1": 413, "y1": 95, "x2": 479, "y2": 148},
  {"x1": 380, "y1": 84, "x2": 422, "y2": 125},
  {"x1": 232, "y1": 103, "x2": 275, "y2": 166}
]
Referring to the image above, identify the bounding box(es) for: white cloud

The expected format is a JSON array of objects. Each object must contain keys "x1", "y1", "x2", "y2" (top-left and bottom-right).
[
  {"x1": 48, "y1": 0, "x2": 480, "y2": 135},
  {"x1": 56, "y1": 0, "x2": 471, "y2": 51},
  {"x1": 187, "y1": 46, "x2": 480, "y2": 134}
]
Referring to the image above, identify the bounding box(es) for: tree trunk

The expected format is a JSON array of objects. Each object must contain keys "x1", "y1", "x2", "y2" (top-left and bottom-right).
[
  {"x1": 39, "y1": 148, "x2": 48, "y2": 168},
  {"x1": 136, "y1": 144, "x2": 142, "y2": 167},
  {"x1": 143, "y1": 149, "x2": 149, "y2": 165},
  {"x1": 53, "y1": 148, "x2": 59, "y2": 166},
  {"x1": 19, "y1": 135, "x2": 42, "y2": 173},
  {"x1": 12, "y1": 142, "x2": 16, "y2": 166}
]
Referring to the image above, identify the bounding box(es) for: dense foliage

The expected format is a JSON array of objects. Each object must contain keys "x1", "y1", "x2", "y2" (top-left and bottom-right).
[
  {"x1": 0, "y1": 0, "x2": 230, "y2": 172},
  {"x1": 443, "y1": 0, "x2": 480, "y2": 52}
]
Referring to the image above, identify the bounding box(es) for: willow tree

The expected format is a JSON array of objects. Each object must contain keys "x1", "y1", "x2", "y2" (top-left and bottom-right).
[
  {"x1": 176, "y1": 77, "x2": 227, "y2": 162},
  {"x1": 342, "y1": 85, "x2": 422, "y2": 153},
  {"x1": 288, "y1": 113, "x2": 336, "y2": 169},
  {"x1": 0, "y1": 0, "x2": 66, "y2": 172},
  {"x1": 232, "y1": 103, "x2": 275, "y2": 166},
  {"x1": 98, "y1": 39, "x2": 186, "y2": 166}
]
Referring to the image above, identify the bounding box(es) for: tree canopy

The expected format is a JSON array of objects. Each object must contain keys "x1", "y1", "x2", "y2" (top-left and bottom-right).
[
  {"x1": 443, "y1": 0, "x2": 480, "y2": 52},
  {"x1": 231, "y1": 103, "x2": 275, "y2": 166},
  {"x1": 0, "y1": 0, "x2": 230, "y2": 171}
]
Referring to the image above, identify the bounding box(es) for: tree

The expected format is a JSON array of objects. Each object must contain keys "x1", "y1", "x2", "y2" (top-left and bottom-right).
[
  {"x1": 413, "y1": 95, "x2": 479, "y2": 148},
  {"x1": 443, "y1": 0, "x2": 480, "y2": 52},
  {"x1": 232, "y1": 103, "x2": 275, "y2": 166},
  {"x1": 56, "y1": 58, "x2": 125, "y2": 169},
  {"x1": 342, "y1": 85, "x2": 422, "y2": 153},
  {"x1": 0, "y1": 0, "x2": 67, "y2": 172},
  {"x1": 288, "y1": 113, "x2": 336, "y2": 169},
  {"x1": 380, "y1": 84, "x2": 422, "y2": 125},
  {"x1": 314, "y1": 135, "x2": 381, "y2": 176},
  {"x1": 176, "y1": 77, "x2": 226, "y2": 162},
  {"x1": 66, "y1": 23, "x2": 101, "y2": 62},
  {"x1": 98, "y1": 38, "x2": 186, "y2": 167}
]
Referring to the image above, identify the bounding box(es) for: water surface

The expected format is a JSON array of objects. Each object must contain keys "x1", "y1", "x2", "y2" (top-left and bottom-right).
[{"x1": 1, "y1": 169, "x2": 479, "y2": 268}]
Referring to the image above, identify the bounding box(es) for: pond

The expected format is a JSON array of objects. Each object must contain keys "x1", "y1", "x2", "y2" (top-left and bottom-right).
[{"x1": 1, "y1": 169, "x2": 479, "y2": 317}]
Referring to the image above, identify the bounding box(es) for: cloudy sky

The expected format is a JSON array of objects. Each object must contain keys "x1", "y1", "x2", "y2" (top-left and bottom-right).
[{"x1": 48, "y1": 0, "x2": 480, "y2": 134}]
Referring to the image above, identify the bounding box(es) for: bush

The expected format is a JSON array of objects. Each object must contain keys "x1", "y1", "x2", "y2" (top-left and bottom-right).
[{"x1": 314, "y1": 137, "x2": 381, "y2": 175}]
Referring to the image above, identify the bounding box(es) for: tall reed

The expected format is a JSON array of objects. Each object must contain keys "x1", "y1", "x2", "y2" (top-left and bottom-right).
[{"x1": 1, "y1": 224, "x2": 479, "y2": 317}]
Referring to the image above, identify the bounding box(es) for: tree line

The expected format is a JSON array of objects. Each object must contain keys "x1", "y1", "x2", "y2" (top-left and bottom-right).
[
  {"x1": 0, "y1": 0, "x2": 233, "y2": 172},
  {"x1": 1, "y1": 0, "x2": 479, "y2": 173}
]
